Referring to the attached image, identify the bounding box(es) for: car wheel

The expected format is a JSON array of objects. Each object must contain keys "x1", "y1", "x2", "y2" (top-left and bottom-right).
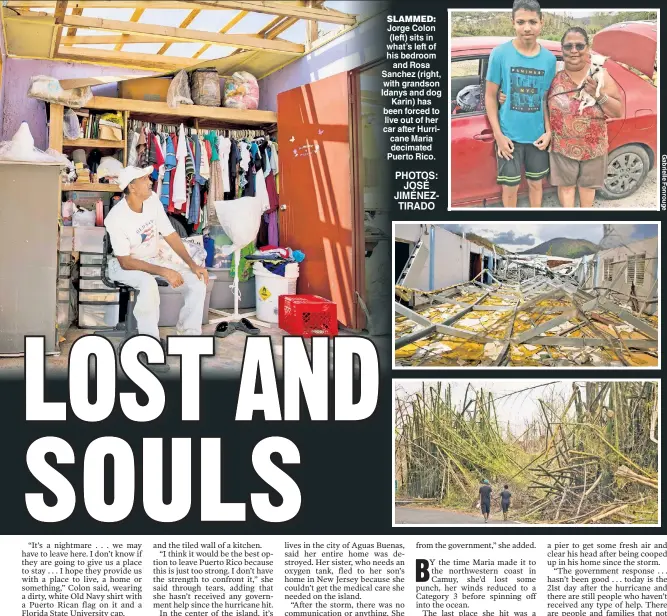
[{"x1": 598, "y1": 145, "x2": 650, "y2": 200}]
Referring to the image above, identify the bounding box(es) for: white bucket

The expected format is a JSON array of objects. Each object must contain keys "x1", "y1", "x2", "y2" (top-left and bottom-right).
[{"x1": 253, "y1": 262, "x2": 299, "y2": 323}]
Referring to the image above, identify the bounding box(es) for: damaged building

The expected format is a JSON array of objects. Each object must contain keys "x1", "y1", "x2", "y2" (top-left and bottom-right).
[{"x1": 394, "y1": 225, "x2": 659, "y2": 367}]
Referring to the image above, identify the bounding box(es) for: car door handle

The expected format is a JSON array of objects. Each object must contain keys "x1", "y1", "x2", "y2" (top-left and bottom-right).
[{"x1": 474, "y1": 131, "x2": 495, "y2": 142}]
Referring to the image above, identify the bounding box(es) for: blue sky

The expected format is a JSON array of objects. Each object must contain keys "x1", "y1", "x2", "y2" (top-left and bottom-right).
[
  {"x1": 45, "y1": 1, "x2": 385, "y2": 60},
  {"x1": 440, "y1": 223, "x2": 658, "y2": 253}
]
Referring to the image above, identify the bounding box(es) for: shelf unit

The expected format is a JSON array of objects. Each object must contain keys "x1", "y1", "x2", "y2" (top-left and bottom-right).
[
  {"x1": 63, "y1": 138, "x2": 127, "y2": 149},
  {"x1": 60, "y1": 183, "x2": 121, "y2": 193},
  {"x1": 50, "y1": 98, "x2": 278, "y2": 194}
]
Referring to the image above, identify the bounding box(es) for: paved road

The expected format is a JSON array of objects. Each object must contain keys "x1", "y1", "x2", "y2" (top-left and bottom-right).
[{"x1": 395, "y1": 505, "x2": 519, "y2": 525}]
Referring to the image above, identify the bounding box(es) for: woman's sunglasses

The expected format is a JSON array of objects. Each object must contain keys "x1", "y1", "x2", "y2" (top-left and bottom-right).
[{"x1": 562, "y1": 43, "x2": 587, "y2": 52}]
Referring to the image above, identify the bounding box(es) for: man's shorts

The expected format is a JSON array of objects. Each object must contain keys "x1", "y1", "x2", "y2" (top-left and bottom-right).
[
  {"x1": 497, "y1": 142, "x2": 549, "y2": 187},
  {"x1": 481, "y1": 502, "x2": 490, "y2": 515},
  {"x1": 549, "y1": 151, "x2": 608, "y2": 189},
  {"x1": 501, "y1": 503, "x2": 510, "y2": 513}
]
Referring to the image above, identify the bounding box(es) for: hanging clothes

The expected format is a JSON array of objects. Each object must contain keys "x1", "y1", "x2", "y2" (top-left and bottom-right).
[
  {"x1": 217, "y1": 135, "x2": 231, "y2": 193},
  {"x1": 172, "y1": 124, "x2": 187, "y2": 211},
  {"x1": 150, "y1": 134, "x2": 164, "y2": 181},
  {"x1": 160, "y1": 136, "x2": 176, "y2": 211},
  {"x1": 270, "y1": 141, "x2": 279, "y2": 192},
  {"x1": 136, "y1": 128, "x2": 148, "y2": 167},
  {"x1": 199, "y1": 136, "x2": 210, "y2": 180},
  {"x1": 127, "y1": 130, "x2": 139, "y2": 167},
  {"x1": 238, "y1": 142, "x2": 251, "y2": 172},
  {"x1": 229, "y1": 139, "x2": 239, "y2": 195}
]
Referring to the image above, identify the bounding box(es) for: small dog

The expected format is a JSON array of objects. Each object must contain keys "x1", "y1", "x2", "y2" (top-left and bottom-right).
[{"x1": 575, "y1": 53, "x2": 608, "y2": 114}]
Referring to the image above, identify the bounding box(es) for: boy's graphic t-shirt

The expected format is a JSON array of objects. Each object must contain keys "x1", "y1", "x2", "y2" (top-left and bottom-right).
[
  {"x1": 104, "y1": 192, "x2": 176, "y2": 260},
  {"x1": 486, "y1": 40, "x2": 557, "y2": 143}
]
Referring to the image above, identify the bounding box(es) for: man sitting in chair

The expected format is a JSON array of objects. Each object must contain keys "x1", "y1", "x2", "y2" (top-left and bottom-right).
[{"x1": 105, "y1": 166, "x2": 209, "y2": 341}]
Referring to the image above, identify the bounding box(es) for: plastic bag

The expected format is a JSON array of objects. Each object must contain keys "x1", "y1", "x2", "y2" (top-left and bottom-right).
[
  {"x1": 167, "y1": 70, "x2": 193, "y2": 109},
  {"x1": 100, "y1": 112, "x2": 124, "y2": 127},
  {"x1": 223, "y1": 71, "x2": 259, "y2": 110},
  {"x1": 72, "y1": 208, "x2": 96, "y2": 227},
  {"x1": 214, "y1": 196, "x2": 263, "y2": 251},
  {"x1": 97, "y1": 156, "x2": 124, "y2": 180},
  {"x1": 190, "y1": 69, "x2": 221, "y2": 107},
  {"x1": 0, "y1": 122, "x2": 63, "y2": 163},
  {"x1": 28, "y1": 75, "x2": 92, "y2": 108},
  {"x1": 63, "y1": 109, "x2": 80, "y2": 140}
]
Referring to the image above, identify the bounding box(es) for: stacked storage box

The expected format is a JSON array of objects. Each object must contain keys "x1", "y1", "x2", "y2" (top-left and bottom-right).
[
  {"x1": 74, "y1": 227, "x2": 119, "y2": 329},
  {"x1": 78, "y1": 252, "x2": 120, "y2": 329},
  {"x1": 57, "y1": 251, "x2": 72, "y2": 331}
]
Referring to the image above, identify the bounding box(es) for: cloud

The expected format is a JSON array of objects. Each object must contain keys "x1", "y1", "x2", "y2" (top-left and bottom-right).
[{"x1": 491, "y1": 230, "x2": 536, "y2": 246}]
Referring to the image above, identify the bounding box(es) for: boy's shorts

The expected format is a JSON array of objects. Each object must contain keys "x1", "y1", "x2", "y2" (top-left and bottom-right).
[
  {"x1": 502, "y1": 503, "x2": 510, "y2": 512},
  {"x1": 497, "y1": 142, "x2": 549, "y2": 187},
  {"x1": 481, "y1": 502, "x2": 490, "y2": 514}
]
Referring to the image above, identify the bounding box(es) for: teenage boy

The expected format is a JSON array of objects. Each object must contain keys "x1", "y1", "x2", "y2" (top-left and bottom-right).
[
  {"x1": 500, "y1": 484, "x2": 512, "y2": 521},
  {"x1": 485, "y1": 0, "x2": 556, "y2": 207}
]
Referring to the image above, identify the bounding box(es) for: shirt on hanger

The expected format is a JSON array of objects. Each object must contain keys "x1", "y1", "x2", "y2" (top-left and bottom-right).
[
  {"x1": 218, "y1": 135, "x2": 232, "y2": 193},
  {"x1": 172, "y1": 124, "x2": 188, "y2": 211}
]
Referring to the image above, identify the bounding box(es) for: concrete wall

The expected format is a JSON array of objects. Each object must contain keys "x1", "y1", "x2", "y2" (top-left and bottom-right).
[
  {"x1": 258, "y1": 13, "x2": 386, "y2": 112},
  {"x1": 0, "y1": 22, "x2": 6, "y2": 131},
  {"x1": 0, "y1": 57, "x2": 152, "y2": 149},
  {"x1": 594, "y1": 237, "x2": 659, "y2": 314}
]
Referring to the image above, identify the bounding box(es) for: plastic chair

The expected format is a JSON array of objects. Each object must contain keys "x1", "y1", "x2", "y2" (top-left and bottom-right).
[{"x1": 94, "y1": 232, "x2": 167, "y2": 340}]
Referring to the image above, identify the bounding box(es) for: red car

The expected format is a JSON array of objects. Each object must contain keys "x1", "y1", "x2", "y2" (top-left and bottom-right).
[{"x1": 450, "y1": 22, "x2": 657, "y2": 206}]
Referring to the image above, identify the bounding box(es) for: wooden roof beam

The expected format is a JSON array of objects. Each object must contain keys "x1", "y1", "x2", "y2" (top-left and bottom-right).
[
  {"x1": 56, "y1": 46, "x2": 199, "y2": 70},
  {"x1": 157, "y1": 8, "x2": 201, "y2": 55},
  {"x1": 63, "y1": 34, "x2": 175, "y2": 45},
  {"x1": 114, "y1": 8, "x2": 145, "y2": 51},
  {"x1": 60, "y1": 14, "x2": 305, "y2": 54},
  {"x1": 191, "y1": 1, "x2": 356, "y2": 24},
  {"x1": 7, "y1": 1, "x2": 227, "y2": 8},
  {"x1": 49, "y1": 0, "x2": 67, "y2": 58},
  {"x1": 63, "y1": 6, "x2": 83, "y2": 45},
  {"x1": 192, "y1": 9, "x2": 247, "y2": 59}
]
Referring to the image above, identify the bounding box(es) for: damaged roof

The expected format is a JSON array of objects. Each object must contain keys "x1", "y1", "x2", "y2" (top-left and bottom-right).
[{"x1": 395, "y1": 266, "x2": 658, "y2": 368}]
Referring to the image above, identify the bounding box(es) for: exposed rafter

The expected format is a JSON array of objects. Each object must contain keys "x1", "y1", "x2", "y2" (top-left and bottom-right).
[
  {"x1": 59, "y1": 14, "x2": 305, "y2": 54},
  {"x1": 192, "y1": 9, "x2": 248, "y2": 59},
  {"x1": 157, "y1": 9, "x2": 201, "y2": 55},
  {"x1": 191, "y1": 1, "x2": 355, "y2": 24},
  {"x1": 6, "y1": 1, "x2": 357, "y2": 24},
  {"x1": 49, "y1": 0, "x2": 67, "y2": 58},
  {"x1": 62, "y1": 5, "x2": 83, "y2": 44},
  {"x1": 56, "y1": 46, "x2": 200, "y2": 70},
  {"x1": 114, "y1": 8, "x2": 145, "y2": 51}
]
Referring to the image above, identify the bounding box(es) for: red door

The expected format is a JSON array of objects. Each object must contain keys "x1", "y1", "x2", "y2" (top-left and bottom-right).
[
  {"x1": 451, "y1": 112, "x2": 499, "y2": 205},
  {"x1": 277, "y1": 72, "x2": 360, "y2": 328}
]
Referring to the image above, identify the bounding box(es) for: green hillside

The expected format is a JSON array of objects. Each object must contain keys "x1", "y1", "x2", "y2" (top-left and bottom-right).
[
  {"x1": 522, "y1": 238, "x2": 600, "y2": 258},
  {"x1": 451, "y1": 11, "x2": 657, "y2": 41}
]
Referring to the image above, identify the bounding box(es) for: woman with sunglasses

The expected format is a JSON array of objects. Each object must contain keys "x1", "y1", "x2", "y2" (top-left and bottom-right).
[{"x1": 547, "y1": 27, "x2": 623, "y2": 207}]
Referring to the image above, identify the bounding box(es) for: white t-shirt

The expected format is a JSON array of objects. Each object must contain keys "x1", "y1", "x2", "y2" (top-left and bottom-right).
[{"x1": 104, "y1": 192, "x2": 175, "y2": 260}]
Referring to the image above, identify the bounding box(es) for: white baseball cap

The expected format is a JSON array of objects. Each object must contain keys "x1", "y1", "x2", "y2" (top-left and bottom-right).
[{"x1": 117, "y1": 165, "x2": 154, "y2": 190}]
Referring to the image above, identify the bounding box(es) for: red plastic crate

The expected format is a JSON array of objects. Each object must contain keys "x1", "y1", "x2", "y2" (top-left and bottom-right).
[{"x1": 279, "y1": 294, "x2": 338, "y2": 337}]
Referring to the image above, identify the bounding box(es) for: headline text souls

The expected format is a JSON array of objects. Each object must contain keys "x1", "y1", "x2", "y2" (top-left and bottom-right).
[{"x1": 23, "y1": 335, "x2": 379, "y2": 524}]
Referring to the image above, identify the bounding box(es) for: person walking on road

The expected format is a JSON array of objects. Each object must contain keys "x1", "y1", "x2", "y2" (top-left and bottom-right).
[
  {"x1": 500, "y1": 484, "x2": 512, "y2": 521},
  {"x1": 479, "y1": 479, "x2": 493, "y2": 523}
]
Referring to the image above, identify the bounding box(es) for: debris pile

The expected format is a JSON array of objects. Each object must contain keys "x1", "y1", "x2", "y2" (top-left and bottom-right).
[
  {"x1": 395, "y1": 267, "x2": 658, "y2": 367},
  {"x1": 395, "y1": 381, "x2": 659, "y2": 524}
]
